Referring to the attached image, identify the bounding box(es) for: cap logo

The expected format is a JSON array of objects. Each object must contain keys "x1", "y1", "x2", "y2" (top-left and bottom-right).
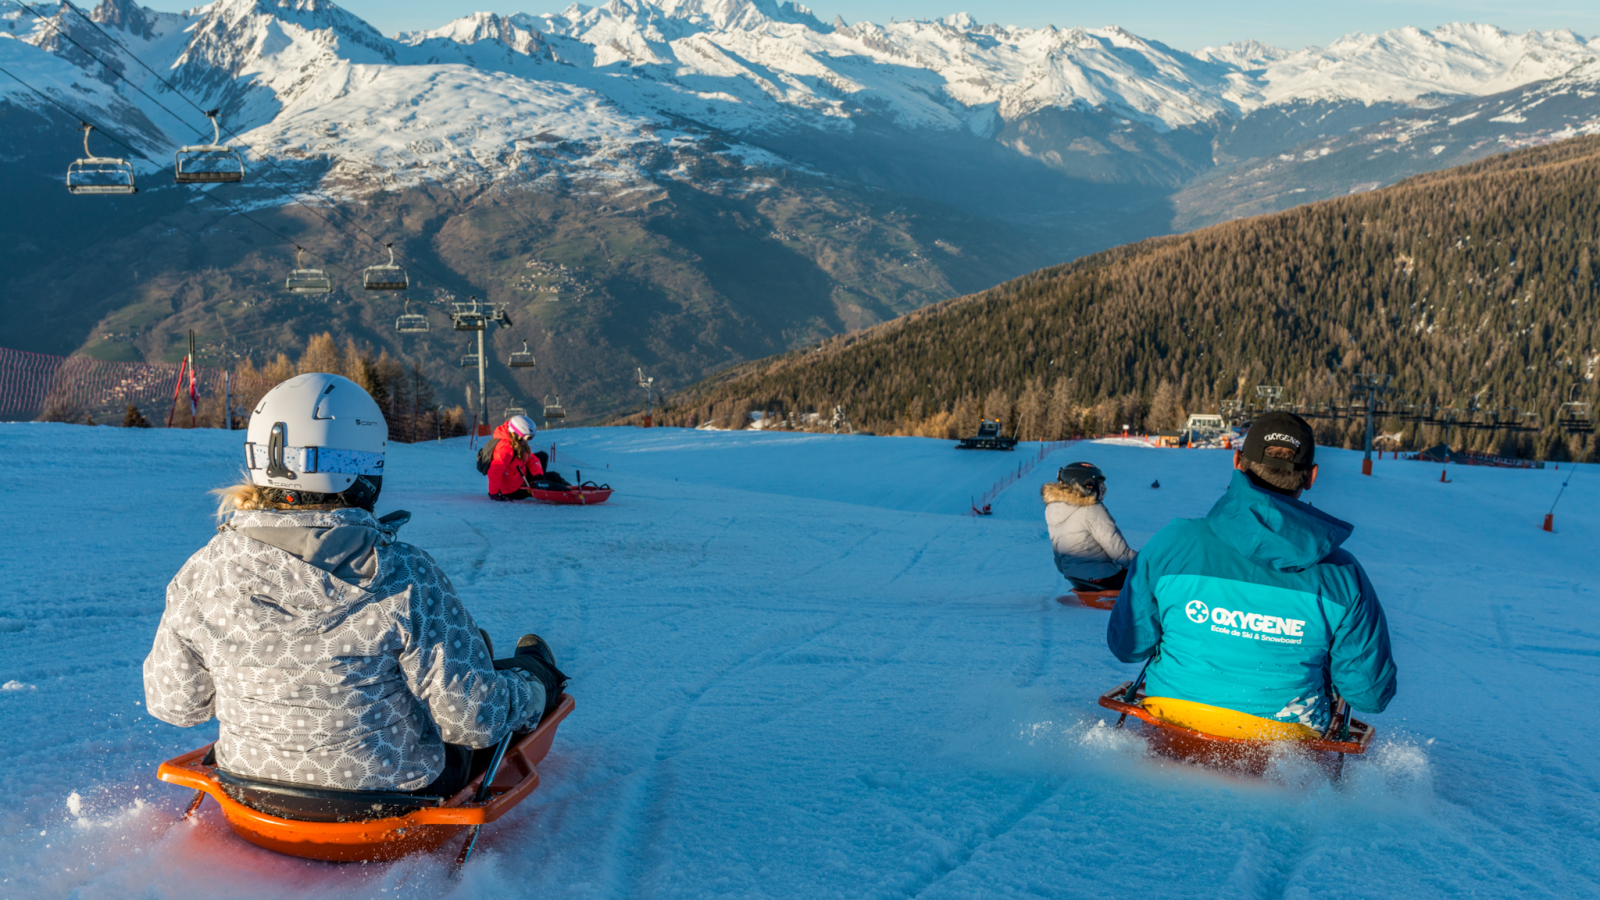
[{"x1": 1263, "y1": 433, "x2": 1300, "y2": 447}]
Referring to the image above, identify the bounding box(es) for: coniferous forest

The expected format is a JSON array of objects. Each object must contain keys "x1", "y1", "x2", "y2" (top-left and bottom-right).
[{"x1": 637, "y1": 136, "x2": 1600, "y2": 460}]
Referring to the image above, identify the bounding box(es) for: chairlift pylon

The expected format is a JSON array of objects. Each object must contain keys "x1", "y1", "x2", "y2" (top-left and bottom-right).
[
  {"x1": 285, "y1": 246, "x2": 332, "y2": 294},
  {"x1": 174, "y1": 109, "x2": 244, "y2": 184},
  {"x1": 67, "y1": 123, "x2": 136, "y2": 195},
  {"x1": 363, "y1": 243, "x2": 408, "y2": 291},
  {"x1": 509, "y1": 341, "x2": 536, "y2": 368},
  {"x1": 395, "y1": 298, "x2": 430, "y2": 333},
  {"x1": 542, "y1": 395, "x2": 566, "y2": 420}
]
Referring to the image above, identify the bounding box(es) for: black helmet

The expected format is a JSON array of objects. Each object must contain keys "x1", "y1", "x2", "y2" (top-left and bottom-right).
[{"x1": 1057, "y1": 461, "x2": 1106, "y2": 494}]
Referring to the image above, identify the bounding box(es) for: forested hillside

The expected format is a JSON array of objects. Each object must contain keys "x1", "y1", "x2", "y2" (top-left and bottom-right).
[{"x1": 646, "y1": 136, "x2": 1600, "y2": 460}]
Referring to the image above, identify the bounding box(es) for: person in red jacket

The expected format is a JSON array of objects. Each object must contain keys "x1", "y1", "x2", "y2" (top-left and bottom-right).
[{"x1": 488, "y1": 415, "x2": 545, "y2": 500}]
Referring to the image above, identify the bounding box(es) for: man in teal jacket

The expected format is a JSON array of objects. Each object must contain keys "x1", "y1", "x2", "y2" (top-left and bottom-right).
[{"x1": 1107, "y1": 412, "x2": 1396, "y2": 738}]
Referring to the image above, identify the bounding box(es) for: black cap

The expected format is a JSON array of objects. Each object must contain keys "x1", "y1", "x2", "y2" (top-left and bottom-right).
[{"x1": 1241, "y1": 412, "x2": 1315, "y2": 471}]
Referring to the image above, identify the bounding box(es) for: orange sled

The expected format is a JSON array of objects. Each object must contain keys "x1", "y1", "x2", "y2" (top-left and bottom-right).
[
  {"x1": 1055, "y1": 589, "x2": 1118, "y2": 610},
  {"x1": 1097, "y1": 682, "x2": 1373, "y2": 776},
  {"x1": 158, "y1": 694, "x2": 574, "y2": 864}
]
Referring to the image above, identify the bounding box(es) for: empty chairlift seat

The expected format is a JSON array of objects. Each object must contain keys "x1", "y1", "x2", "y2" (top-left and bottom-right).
[
  {"x1": 504, "y1": 407, "x2": 528, "y2": 420},
  {"x1": 395, "y1": 299, "x2": 430, "y2": 333},
  {"x1": 66, "y1": 124, "x2": 137, "y2": 195},
  {"x1": 508, "y1": 342, "x2": 536, "y2": 368},
  {"x1": 284, "y1": 247, "x2": 332, "y2": 294},
  {"x1": 363, "y1": 244, "x2": 409, "y2": 291},
  {"x1": 174, "y1": 110, "x2": 245, "y2": 184},
  {"x1": 543, "y1": 395, "x2": 566, "y2": 420},
  {"x1": 452, "y1": 300, "x2": 487, "y2": 331},
  {"x1": 461, "y1": 353, "x2": 480, "y2": 369}
]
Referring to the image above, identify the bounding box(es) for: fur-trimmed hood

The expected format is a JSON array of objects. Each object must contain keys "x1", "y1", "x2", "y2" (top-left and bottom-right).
[{"x1": 1042, "y1": 482, "x2": 1097, "y2": 506}]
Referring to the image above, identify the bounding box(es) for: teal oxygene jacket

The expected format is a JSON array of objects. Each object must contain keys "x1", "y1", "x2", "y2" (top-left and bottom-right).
[{"x1": 1107, "y1": 470, "x2": 1397, "y2": 730}]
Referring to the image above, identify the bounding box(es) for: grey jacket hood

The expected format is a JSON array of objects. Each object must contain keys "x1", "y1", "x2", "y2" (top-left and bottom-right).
[{"x1": 226, "y1": 507, "x2": 410, "y2": 588}]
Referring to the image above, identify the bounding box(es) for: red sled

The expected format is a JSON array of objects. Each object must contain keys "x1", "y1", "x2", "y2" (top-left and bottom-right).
[
  {"x1": 1097, "y1": 682, "x2": 1372, "y2": 777},
  {"x1": 1056, "y1": 589, "x2": 1118, "y2": 609},
  {"x1": 157, "y1": 694, "x2": 574, "y2": 864},
  {"x1": 529, "y1": 483, "x2": 613, "y2": 505}
]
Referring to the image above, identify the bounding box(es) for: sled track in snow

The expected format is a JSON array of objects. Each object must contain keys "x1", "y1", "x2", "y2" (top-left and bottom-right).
[
  {"x1": 897, "y1": 776, "x2": 1068, "y2": 900},
  {"x1": 606, "y1": 616, "x2": 852, "y2": 899}
]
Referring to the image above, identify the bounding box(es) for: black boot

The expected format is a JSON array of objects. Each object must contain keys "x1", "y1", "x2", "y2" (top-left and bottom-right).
[
  {"x1": 494, "y1": 634, "x2": 569, "y2": 722},
  {"x1": 515, "y1": 634, "x2": 560, "y2": 671},
  {"x1": 517, "y1": 634, "x2": 568, "y2": 718}
]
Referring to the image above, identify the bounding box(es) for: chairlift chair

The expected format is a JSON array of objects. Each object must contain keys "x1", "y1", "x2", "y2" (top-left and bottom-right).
[
  {"x1": 508, "y1": 342, "x2": 536, "y2": 368},
  {"x1": 452, "y1": 299, "x2": 487, "y2": 331},
  {"x1": 66, "y1": 124, "x2": 136, "y2": 195},
  {"x1": 363, "y1": 243, "x2": 409, "y2": 291},
  {"x1": 1558, "y1": 401, "x2": 1593, "y2": 433},
  {"x1": 395, "y1": 299, "x2": 430, "y2": 333},
  {"x1": 543, "y1": 395, "x2": 566, "y2": 420},
  {"x1": 461, "y1": 353, "x2": 480, "y2": 369},
  {"x1": 173, "y1": 109, "x2": 244, "y2": 184},
  {"x1": 504, "y1": 406, "x2": 528, "y2": 420},
  {"x1": 284, "y1": 247, "x2": 332, "y2": 294}
]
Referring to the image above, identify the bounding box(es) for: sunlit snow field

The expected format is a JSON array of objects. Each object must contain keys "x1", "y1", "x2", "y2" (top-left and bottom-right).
[{"x1": 0, "y1": 423, "x2": 1596, "y2": 899}]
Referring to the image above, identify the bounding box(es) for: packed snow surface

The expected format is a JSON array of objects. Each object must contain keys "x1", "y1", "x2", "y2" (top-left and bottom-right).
[{"x1": 1, "y1": 423, "x2": 1597, "y2": 898}]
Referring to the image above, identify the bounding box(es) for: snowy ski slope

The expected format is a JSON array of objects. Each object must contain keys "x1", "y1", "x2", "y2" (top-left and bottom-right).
[{"x1": 0, "y1": 422, "x2": 1596, "y2": 899}]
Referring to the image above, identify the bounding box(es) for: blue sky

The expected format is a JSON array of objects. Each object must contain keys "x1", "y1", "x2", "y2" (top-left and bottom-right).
[{"x1": 152, "y1": 1, "x2": 1600, "y2": 50}]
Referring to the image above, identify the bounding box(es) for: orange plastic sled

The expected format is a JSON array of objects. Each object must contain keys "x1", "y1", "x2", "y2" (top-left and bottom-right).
[
  {"x1": 1055, "y1": 589, "x2": 1119, "y2": 610},
  {"x1": 1097, "y1": 682, "x2": 1373, "y2": 776},
  {"x1": 158, "y1": 694, "x2": 574, "y2": 863}
]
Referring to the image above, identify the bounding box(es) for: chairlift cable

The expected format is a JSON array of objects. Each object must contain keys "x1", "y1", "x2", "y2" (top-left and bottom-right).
[
  {"x1": 39, "y1": 0, "x2": 480, "y2": 298},
  {"x1": 19, "y1": 2, "x2": 471, "y2": 300},
  {"x1": 1, "y1": 63, "x2": 360, "y2": 284},
  {"x1": 16, "y1": 1, "x2": 213, "y2": 145}
]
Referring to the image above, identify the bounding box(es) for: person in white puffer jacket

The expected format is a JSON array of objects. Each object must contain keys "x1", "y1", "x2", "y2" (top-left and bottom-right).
[
  {"x1": 143, "y1": 373, "x2": 567, "y2": 797},
  {"x1": 1042, "y1": 461, "x2": 1137, "y2": 591}
]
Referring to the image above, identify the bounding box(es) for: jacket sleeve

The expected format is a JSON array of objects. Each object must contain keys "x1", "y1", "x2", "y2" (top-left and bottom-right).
[
  {"x1": 143, "y1": 577, "x2": 216, "y2": 728},
  {"x1": 397, "y1": 551, "x2": 543, "y2": 746},
  {"x1": 1088, "y1": 505, "x2": 1137, "y2": 565},
  {"x1": 1328, "y1": 563, "x2": 1398, "y2": 714},
  {"x1": 1106, "y1": 552, "x2": 1161, "y2": 663},
  {"x1": 487, "y1": 440, "x2": 518, "y2": 494}
]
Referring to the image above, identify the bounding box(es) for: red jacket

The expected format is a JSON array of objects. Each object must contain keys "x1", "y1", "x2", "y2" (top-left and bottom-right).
[{"x1": 487, "y1": 422, "x2": 545, "y2": 495}]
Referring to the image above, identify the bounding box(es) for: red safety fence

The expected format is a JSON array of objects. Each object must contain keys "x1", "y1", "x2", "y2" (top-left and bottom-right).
[
  {"x1": 0, "y1": 346, "x2": 465, "y2": 443},
  {"x1": 969, "y1": 438, "x2": 1081, "y2": 515},
  {"x1": 0, "y1": 346, "x2": 235, "y2": 425}
]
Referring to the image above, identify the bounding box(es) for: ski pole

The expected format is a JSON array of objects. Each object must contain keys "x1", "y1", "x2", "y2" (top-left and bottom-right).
[
  {"x1": 1116, "y1": 659, "x2": 1151, "y2": 728},
  {"x1": 453, "y1": 731, "x2": 514, "y2": 872}
]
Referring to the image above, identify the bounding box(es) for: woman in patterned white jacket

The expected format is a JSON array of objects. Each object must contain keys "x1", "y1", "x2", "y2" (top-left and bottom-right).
[{"x1": 143, "y1": 373, "x2": 567, "y2": 797}]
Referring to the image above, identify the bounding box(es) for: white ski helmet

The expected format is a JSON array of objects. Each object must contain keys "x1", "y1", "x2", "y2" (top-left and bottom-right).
[
  {"x1": 245, "y1": 373, "x2": 388, "y2": 506},
  {"x1": 505, "y1": 414, "x2": 537, "y2": 440}
]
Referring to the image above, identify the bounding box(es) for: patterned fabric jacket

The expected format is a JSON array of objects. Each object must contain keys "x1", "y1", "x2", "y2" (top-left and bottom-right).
[{"x1": 143, "y1": 507, "x2": 542, "y2": 791}]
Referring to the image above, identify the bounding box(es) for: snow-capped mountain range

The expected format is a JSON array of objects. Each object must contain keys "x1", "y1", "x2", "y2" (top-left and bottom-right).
[
  {"x1": 1, "y1": 0, "x2": 1596, "y2": 194},
  {"x1": 4, "y1": 0, "x2": 1599, "y2": 420}
]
